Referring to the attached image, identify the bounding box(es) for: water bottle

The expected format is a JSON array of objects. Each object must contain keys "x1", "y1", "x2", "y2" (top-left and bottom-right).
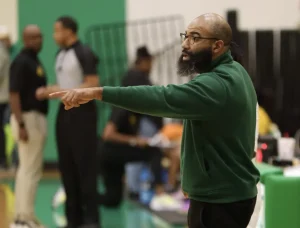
[
  {"x1": 139, "y1": 166, "x2": 154, "y2": 205},
  {"x1": 162, "y1": 168, "x2": 169, "y2": 184}
]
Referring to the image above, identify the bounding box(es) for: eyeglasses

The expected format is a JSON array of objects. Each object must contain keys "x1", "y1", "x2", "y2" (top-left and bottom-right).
[{"x1": 180, "y1": 33, "x2": 219, "y2": 45}]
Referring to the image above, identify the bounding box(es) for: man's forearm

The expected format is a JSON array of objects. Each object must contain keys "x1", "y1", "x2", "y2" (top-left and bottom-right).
[
  {"x1": 47, "y1": 85, "x2": 62, "y2": 93},
  {"x1": 99, "y1": 86, "x2": 190, "y2": 119},
  {"x1": 91, "y1": 86, "x2": 182, "y2": 118},
  {"x1": 55, "y1": 79, "x2": 223, "y2": 120},
  {"x1": 9, "y1": 93, "x2": 23, "y2": 124},
  {"x1": 45, "y1": 85, "x2": 62, "y2": 99},
  {"x1": 98, "y1": 79, "x2": 225, "y2": 120}
]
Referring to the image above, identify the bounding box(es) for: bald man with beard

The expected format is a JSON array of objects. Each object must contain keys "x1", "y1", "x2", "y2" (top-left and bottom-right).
[
  {"x1": 51, "y1": 14, "x2": 260, "y2": 228},
  {"x1": 9, "y1": 25, "x2": 47, "y2": 228}
]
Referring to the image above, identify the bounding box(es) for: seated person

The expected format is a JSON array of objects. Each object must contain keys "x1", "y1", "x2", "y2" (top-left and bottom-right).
[
  {"x1": 125, "y1": 115, "x2": 160, "y2": 200},
  {"x1": 97, "y1": 46, "x2": 164, "y2": 208},
  {"x1": 98, "y1": 107, "x2": 164, "y2": 208},
  {"x1": 124, "y1": 46, "x2": 182, "y2": 192},
  {"x1": 121, "y1": 46, "x2": 161, "y2": 197},
  {"x1": 98, "y1": 109, "x2": 183, "y2": 211},
  {"x1": 126, "y1": 120, "x2": 183, "y2": 196}
]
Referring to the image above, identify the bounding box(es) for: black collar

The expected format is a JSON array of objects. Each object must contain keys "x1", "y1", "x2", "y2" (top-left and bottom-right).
[
  {"x1": 63, "y1": 40, "x2": 81, "y2": 50},
  {"x1": 22, "y1": 48, "x2": 38, "y2": 58}
]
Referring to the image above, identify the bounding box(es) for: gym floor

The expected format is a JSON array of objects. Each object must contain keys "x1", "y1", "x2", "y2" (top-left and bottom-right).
[{"x1": 0, "y1": 171, "x2": 185, "y2": 228}]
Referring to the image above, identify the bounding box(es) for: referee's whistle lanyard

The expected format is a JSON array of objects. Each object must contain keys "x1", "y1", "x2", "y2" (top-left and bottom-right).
[{"x1": 56, "y1": 52, "x2": 67, "y2": 72}]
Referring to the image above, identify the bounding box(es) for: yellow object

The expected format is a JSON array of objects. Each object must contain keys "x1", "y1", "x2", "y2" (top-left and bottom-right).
[
  {"x1": 0, "y1": 184, "x2": 15, "y2": 226},
  {"x1": 4, "y1": 124, "x2": 15, "y2": 164},
  {"x1": 258, "y1": 106, "x2": 272, "y2": 135},
  {"x1": 36, "y1": 65, "x2": 44, "y2": 77}
]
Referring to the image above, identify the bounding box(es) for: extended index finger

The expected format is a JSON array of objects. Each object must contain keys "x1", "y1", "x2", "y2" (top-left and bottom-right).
[{"x1": 49, "y1": 91, "x2": 68, "y2": 99}]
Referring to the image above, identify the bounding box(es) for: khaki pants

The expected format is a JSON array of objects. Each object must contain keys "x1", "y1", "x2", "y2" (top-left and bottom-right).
[{"x1": 10, "y1": 111, "x2": 47, "y2": 220}]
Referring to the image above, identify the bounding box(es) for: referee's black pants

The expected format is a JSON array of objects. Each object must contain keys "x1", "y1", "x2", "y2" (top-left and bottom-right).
[{"x1": 56, "y1": 102, "x2": 99, "y2": 227}]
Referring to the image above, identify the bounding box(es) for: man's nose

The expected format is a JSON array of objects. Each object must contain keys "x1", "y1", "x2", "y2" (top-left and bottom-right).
[{"x1": 181, "y1": 38, "x2": 190, "y2": 50}]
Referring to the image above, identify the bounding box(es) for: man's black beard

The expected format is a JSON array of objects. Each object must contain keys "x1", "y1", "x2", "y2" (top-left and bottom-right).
[{"x1": 177, "y1": 48, "x2": 213, "y2": 77}]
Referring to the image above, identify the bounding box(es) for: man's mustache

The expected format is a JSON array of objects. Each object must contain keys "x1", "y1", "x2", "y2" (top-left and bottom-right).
[{"x1": 182, "y1": 50, "x2": 192, "y2": 56}]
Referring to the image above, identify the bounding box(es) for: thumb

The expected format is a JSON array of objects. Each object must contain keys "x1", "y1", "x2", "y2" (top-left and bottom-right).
[{"x1": 49, "y1": 91, "x2": 67, "y2": 99}]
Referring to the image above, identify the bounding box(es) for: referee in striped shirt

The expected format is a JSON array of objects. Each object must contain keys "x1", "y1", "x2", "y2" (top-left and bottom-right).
[{"x1": 36, "y1": 16, "x2": 100, "y2": 228}]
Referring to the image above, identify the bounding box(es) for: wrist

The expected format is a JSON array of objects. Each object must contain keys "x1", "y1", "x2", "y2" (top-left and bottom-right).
[
  {"x1": 19, "y1": 121, "x2": 25, "y2": 129},
  {"x1": 94, "y1": 87, "x2": 103, "y2": 100},
  {"x1": 129, "y1": 137, "x2": 137, "y2": 147}
]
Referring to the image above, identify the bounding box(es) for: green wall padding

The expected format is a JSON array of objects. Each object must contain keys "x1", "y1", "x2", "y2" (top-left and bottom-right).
[
  {"x1": 18, "y1": 0, "x2": 126, "y2": 162},
  {"x1": 254, "y1": 162, "x2": 283, "y2": 184},
  {"x1": 265, "y1": 175, "x2": 300, "y2": 228}
]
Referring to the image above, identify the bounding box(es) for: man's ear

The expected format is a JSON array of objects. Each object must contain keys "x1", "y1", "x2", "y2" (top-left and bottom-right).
[{"x1": 212, "y1": 40, "x2": 224, "y2": 54}]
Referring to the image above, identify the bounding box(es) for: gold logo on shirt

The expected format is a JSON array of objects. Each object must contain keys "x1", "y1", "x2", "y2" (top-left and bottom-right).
[
  {"x1": 129, "y1": 115, "x2": 137, "y2": 126},
  {"x1": 36, "y1": 66, "x2": 44, "y2": 77}
]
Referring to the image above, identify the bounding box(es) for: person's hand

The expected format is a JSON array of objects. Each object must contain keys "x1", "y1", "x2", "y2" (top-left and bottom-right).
[
  {"x1": 129, "y1": 137, "x2": 149, "y2": 148},
  {"x1": 35, "y1": 86, "x2": 47, "y2": 100},
  {"x1": 136, "y1": 137, "x2": 149, "y2": 148},
  {"x1": 182, "y1": 190, "x2": 189, "y2": 199},
  {"x1": 49, "y1": 87, "x2": 102, "y2": 110},
  {"x1": 19, "y1": 127, "x2": 28, "y2": 142}
]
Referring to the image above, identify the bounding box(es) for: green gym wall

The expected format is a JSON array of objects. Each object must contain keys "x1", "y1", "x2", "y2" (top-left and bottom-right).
[{"x1": 16, "y1": 0, "x2": 126, "y2": 162}]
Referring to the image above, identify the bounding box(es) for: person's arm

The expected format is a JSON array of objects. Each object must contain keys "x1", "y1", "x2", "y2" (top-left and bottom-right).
[
  {"x1": 38, "y1": 79, "x2": 98, "y2": 101},
  {"x1": 50, "y1": 74, "x2": 227, "y2": 120},
  {"x1": 46, "y1": 85, "x2": 62, "y2": 93},
  {"x1": 9, "y1": 92, "x2": 23, "y2": 124},
  {"x1": 36, "y1": 84, "x2": 62, "y2": 100},
  {"x1": 101, "y1": 74, "x2": 227, "y2": 120},
  {"x1": 39, "y1": 46, "x2": 99, "y2": 99},
  {"x1": 9, "y1": 59, "x2": 28, "y2": 141},
  {"x1": 102, "y1": 108, "x2": 148, "y2": 147},
  {"x1": 103, "y1": 122, "x2": 134, "y2": 144},
  {"x1": 103, "y1": 122, "x2": 147, "y2": 146},
  {"x1": 77, "y1": 45, "x2": 99, "y2": 88},
  {"x1": 9, "y1": 60, "x2": 25, "y2": 123}
]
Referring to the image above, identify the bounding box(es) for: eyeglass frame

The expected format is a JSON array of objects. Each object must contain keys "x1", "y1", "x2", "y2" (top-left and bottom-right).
[{"x1": 180, "y1": 32, "x2": 220, "y2": 45}]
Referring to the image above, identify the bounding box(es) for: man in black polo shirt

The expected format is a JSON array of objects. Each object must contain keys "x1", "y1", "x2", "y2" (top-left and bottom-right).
[
  {"x1": 9, "y1": 25, "x2": 48, "y2": 228},
  {"x1": 36, "y1": 16, "x2": 100, "y2": 228}
]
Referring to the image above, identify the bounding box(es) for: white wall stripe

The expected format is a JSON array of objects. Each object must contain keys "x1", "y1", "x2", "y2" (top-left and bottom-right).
[
  {"x1": 0, "y1": 0, "x2": 18, "y2": 42},
  {"x1": 127, "y1": 0, "x2": 300, "y2": 30}
]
